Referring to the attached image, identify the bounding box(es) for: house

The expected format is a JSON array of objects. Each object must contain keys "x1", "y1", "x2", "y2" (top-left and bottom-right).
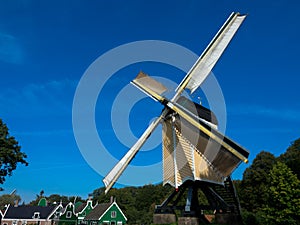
[
  {"x1": 1, "y1": 205, "x2": 61, "y2": 225},
  {"x1": 75, "y1": 199, "x2": 95, "y2": 225},
  {"x1": 83, "y1": 200, "x2": 127, "y2": 225},
  {"x1": 57, "y1": 203, "x2": 77, "y2": 225}
]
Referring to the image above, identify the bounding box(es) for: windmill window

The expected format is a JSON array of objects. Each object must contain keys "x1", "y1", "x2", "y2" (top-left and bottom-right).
[
  {"x1": 66, "y1": 211, "x2": 72, "y2": 218},
  {"x1": 111, "y1": 211, "x2": 116, "y2": 218}
]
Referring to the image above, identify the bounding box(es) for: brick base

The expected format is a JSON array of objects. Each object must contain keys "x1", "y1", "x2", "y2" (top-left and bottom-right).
[
  {"x1": 153, "y1": 213, "x2": 177, "y2": 224},
  {"x1": 177, "y1": 217, "x2": 200, "y2": 225}
]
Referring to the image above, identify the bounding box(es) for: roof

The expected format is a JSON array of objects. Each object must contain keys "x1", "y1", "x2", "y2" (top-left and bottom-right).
[
  {"x1": 4, "y1": 205, "x2": 57, "y2": 219},
  {"x1": 84, "y1": 203, "x2": 111, "y2": 220},
  {"x1": 75, "y1": 202, "x2": 86, "y2": 213}
]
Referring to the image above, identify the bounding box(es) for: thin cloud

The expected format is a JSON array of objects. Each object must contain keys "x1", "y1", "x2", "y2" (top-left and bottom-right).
[
  {"x1": 228, "y1": 103, "x2": 300, "y2": 122},
  {"x1": 0, "y1": 32, "x2": 23, "y2": 64},
  {"x1": 0, "y1": 79, "x2": 77, "y2": 118}
]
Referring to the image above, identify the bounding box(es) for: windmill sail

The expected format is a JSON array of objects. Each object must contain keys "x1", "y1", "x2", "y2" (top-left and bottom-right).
[
  {"x1": 103, "y1": 116, "x2": 162, "y2": 194},
  {"x1": 133, "y1": 72, "x2": 167, "y2": 96},
  {"x1": 176, "y1": 12, "x2": 246, "y2": 95}
]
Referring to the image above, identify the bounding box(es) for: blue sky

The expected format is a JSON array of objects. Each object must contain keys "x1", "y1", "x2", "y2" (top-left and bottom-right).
[{"x1": 1, "y1": 0, "x2": 300, "y2": 203}]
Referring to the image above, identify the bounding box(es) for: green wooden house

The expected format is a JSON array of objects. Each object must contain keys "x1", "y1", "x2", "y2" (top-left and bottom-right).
[
  {"x1": 58, "y1": 202, "x2": 77, "y2": 225},
  {"x1": 83, "y1": 201, "x2": 127, "y2": 225},
  {"x1": 75, "y1": 199, "x2": 95, "y2": 225}
]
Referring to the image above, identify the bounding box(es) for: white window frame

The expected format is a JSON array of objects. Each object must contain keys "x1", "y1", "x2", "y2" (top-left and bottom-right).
[
  {"x1": 66, "y1": 211, "x2": 72, "y2": 218},
  {"x1": 111, "y1": 211, "x2": 116, "y2": 218},
  {"x1": 33, "y1": 212, "x2": 40, "y2": 219}
]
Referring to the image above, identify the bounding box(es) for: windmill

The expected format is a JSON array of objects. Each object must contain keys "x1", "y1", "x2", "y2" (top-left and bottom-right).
[{"x1": 103, "y1": 12, "x2": 249, "y2": 224}]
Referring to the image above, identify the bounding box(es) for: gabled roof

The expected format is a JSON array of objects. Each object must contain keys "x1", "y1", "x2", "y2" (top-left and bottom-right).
[
  {"x1": 4, "y1": 205, "x2": 57, "y2": 219},
  {"x1": 84, "y1": 203, "x2": 111, "y2": 220},
  {"x1": 60, "y1": 202, "x2": 75, "y2": 215},
  {"x1": 84, "y1": 202, "x2": 127, "y2": 221},
  {"x1": 75, "y1": 200, "x2": 95, "y2": 215},
  {"x1": 75, "y1": 202, "x2": 86, "y2": 213}
]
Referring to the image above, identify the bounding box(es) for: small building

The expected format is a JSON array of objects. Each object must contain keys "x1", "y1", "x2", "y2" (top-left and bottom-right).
[
  {"x1": 1, "y1": 205, "x2": 60, "y2": 225},
  {"x1": 75, "y1": 199, "x2": 95, "y2": 225},
  {"x1": 83, "y1": 201, "x2": 127, "y2": 225},
  {"x1": 58, "y1": 203, "x2": 77, "y2": 225}
]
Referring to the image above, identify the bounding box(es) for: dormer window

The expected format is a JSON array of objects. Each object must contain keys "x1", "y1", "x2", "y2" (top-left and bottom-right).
[
  {"x1": 66, "y1": 211, "x2": 72, "y2": 218},
  {"x1": 33, "y1": 212, "x2": 40, "y2": 219}
]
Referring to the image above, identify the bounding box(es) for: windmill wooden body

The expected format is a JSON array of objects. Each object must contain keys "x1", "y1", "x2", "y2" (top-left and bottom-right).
[{"x1": 102, "y1": 12, "x2": 249, "y2": 224}]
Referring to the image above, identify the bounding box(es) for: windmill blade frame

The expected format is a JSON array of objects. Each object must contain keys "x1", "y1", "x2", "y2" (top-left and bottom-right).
[
  {"x1": 103, "y1": 115, "x2": 162, "y2": 194},
  {"x1": 175, "y1": 12, "x2": 246, "y2": 96}
]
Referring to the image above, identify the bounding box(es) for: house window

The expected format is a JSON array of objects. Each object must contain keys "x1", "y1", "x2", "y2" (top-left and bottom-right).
[
  {"x1": 117, "y1": 222, "x2": 122, "y2": 225},
  {"x1": 22, "y1": 220, "x2": 27, "y2": 225},
  {"x1": 54, "y1": 211, "x2": 60, "y2": 219},
  {"x1": 33, "y1": 212, "x2": 40, "y2": 219},
  {"x1": 66, "y1": 211, "x2": 72, "y2": 218},
  {"x1": 110, "y1": 221, "x2": 116, "y2": 225},
  {"x1": 3, "y1": 223, "x2": 8, "y2": 225},
  {"x1": 111, "y1": 211, "x2": 116, "y2": 218},
  {"x1": 102, "y1": 221, "x2": 109, "y2": 225},
  {"x1": 91, "y1": 222, "x2": 97, "y2": 225},
  {"x1": 12, "y1": 220, "x2": 17, "y2": 225}
]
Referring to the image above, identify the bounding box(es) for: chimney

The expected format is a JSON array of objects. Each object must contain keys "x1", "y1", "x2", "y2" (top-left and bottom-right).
[{"x1": 14, "y1": 199, "x2": 19, "y2": 207}]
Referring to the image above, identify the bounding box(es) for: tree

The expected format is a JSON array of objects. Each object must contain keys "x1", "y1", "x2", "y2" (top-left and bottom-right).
[
  {"x1": 240, "y1": 151, "x2": 277, "y2": 212},
  {"x1": 29, "y1": 193, "x2": 82, "y2": 205},
  {"x1": 261, "y1": 162, "x2": 300, "y2": 225},
  {"x1": 279, "y1": 138, "x2": 300, "y2": 180},
  {"x1": 0, "y1": 193, "x2": 21, "y2": 210},
  {"x1": 0, "y1": 119, "x2": 28, "y2": 186}
]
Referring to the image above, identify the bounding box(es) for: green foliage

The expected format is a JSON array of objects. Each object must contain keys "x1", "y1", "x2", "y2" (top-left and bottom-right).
[
  {"x1": 261, "y1": 162, "x2": 300, "y2": 225},
  {"x1": 240, "y1": 151, "x2": 276, "y2": 212},
  {"x1": 29, "y1": 193, "x2": 84, "y2": 205},
  {"x1": 239, "y1": 138, "x2": 300, "y2": 224},
  {"x1": 0, "y1": 119, "x2": 28, "y2": 185},
  {"x1": 279, "y1": 138, "x2": 300, "y2": 180},
  {"x1": 0, "y1": 193, "x2": 21, "y2": 209}
]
